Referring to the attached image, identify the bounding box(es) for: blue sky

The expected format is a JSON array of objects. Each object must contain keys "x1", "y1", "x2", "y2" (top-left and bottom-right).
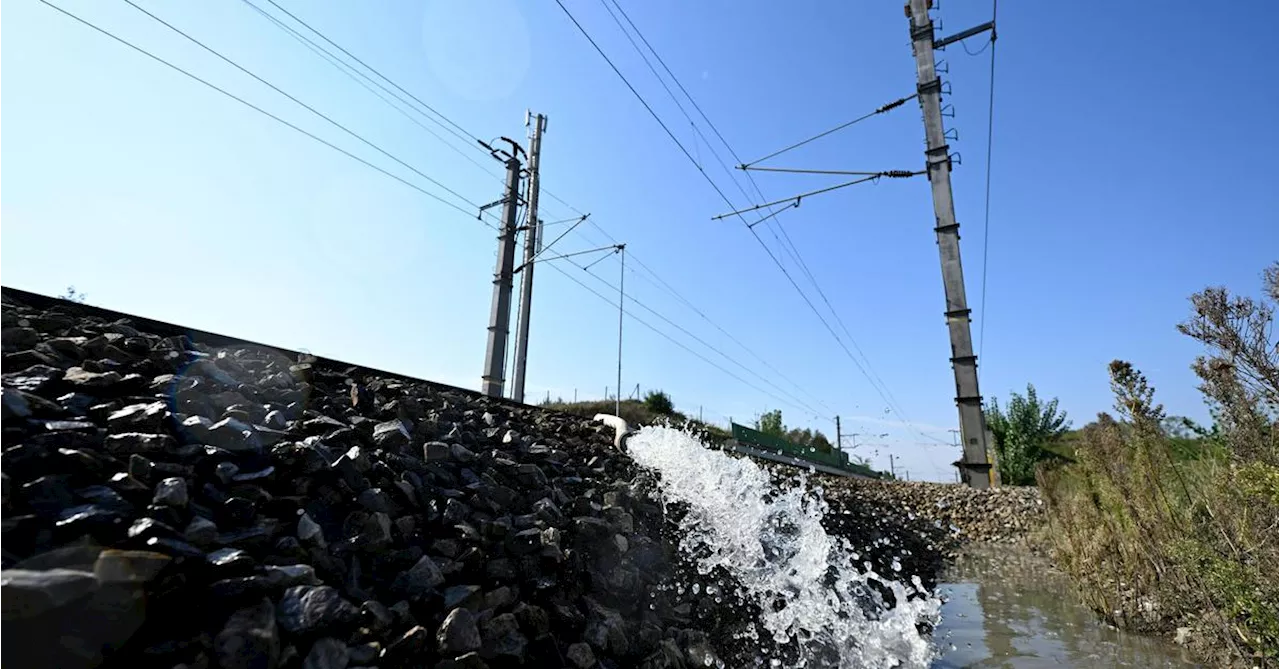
[{"x1": 3, "y1": 0, "x2": 1276, "y2": 482}]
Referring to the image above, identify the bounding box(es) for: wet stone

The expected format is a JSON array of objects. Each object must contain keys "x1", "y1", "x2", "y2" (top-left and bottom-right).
[{"x1": 93, "y1": 549, "x2": 172, "y2": 584}]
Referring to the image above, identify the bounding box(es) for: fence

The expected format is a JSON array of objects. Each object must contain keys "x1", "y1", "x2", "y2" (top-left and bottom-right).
[{"x1": 729, "y1": 423, "x2": 884, "y2": 479}]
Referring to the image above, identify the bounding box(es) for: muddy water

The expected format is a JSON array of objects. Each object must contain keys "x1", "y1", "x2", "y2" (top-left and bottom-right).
[{"x1": 932, "y1": 545, "x2": 1202, "y2": 668}]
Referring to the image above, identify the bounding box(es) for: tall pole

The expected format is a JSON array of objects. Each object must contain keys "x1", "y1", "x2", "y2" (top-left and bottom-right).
[
  {"x1": 480, "y1": 148, "x2": 524, "y2": 398},
  {"x1": 512, "y1": 112, "x2": 547, "y2": 403},
  {"x1": 616, "y1": 245, "x2": 626, "y2": 416},
  {"x1": 907, "y1": 0, "x2": 992, "y2": 489},
  {"x1": 835, "y1": 416, "x2": 841, "y2": 454},
  {"x1": 889, "y1": 453, "x2": 897, "y2": 479}
]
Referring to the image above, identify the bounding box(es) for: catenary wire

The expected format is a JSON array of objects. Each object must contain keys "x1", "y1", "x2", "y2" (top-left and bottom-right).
[
  {"x1": 230, "y1": 0, "x2": 839, "y2": 421},
  {"x1": 571, "y1": 258, "x2": 831, "y2": 419},
  {"x1": 559, "y1": 0, "x2": 947, "y2": 443},
  {"x1": 35, "y1": 0, "x2": 493, "y2": 228},
  {"x1": 119, "y1": 0, "x2": 492, "y2": 222},
  {"x1": 977, "y1": 0, "x2": 998, "y2": 367},
  {"x1": 237, "y1": 0, "x2": 505, "y2": 186},
  {"x1": 545, "y1": 258, "x2": 828, "y2": 422},
  {"x1": 599, "y1": 0, "x2": 927, "y2": 431}
]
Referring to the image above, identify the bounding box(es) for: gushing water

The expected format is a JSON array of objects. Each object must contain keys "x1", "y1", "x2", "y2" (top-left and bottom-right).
[{"x1": 628, "y1": 425, "x2": 941, "y2": 668}]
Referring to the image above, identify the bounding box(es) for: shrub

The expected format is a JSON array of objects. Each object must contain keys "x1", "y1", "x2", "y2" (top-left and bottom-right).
[{"x1": 642, "y1": 390, "x2": 675, "y2": 416}]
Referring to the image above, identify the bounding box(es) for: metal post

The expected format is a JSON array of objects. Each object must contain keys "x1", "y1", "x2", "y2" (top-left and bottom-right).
[
  {"x1": 512, "y1": 112, "x2": 546, "y2": 403},
  {"x1": 835, "y1": 415, "x2": 841, "y2": 453},
  {"x1": 480, "y1": 152, "x2": 523, "y2": 398},
  {"x1": 890, "y1": 453, "x2": 897, "y2": 479},
  {"x1": 615, "y1": 244, "x2": 626, "y2": 416},
  {"x1": 907, "y1": 0, "x2": 992, "y2": 488}
]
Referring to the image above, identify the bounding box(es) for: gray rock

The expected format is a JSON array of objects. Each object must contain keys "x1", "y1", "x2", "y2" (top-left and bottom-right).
[
  {"x1": 400, "y1": 555, "x2": 444, "y2": 597},
  {"x1": 442, "y1": 585, "x2": 481, "y2": 609},
  {"x1": 106, "y1": 401, "x2": 167, "y2": 432},
  {"x1": 277, "y1": 585, "x2": 359, "y2": 636},
  {"x1": 0, "y1": 568, "x2": 100, "y2": 620},
  {"x1": 484, "y1": 586, "x2": 515, "y2": 611},
  {"x1": 481, "y1": 613, "x2": 526, "y2": 659},
  {"x1": 384, "y1": 625, "x2": 429, "y2": 662},
  {"x1": 153, "y1": 477, "x2": 189, "y2": 507},
  {"x1": 214, "y1": 598, "x2": 280, "y2": 669},
  {"x1": 2, "y1": 388, "x2": 32, "y2": 419},
  {"x1": 63, "y1": 366, "x2": 122, "y2": 390},
  {"x1": 103, "y1": 432, "x2": 175, "y2": 456},
  {"x1": 436, "y1": 608, "x2": 481, "y2": 654},
  {"x1": 372, "y1": 419, "x2": 411, "y2": 450},
  {"x1": 263, "y1": 563, "x2": 320, "y2": 589},
  {"x1": 184, "y1": 516, "x2": 219, "y2": 546},
  {"x1": 347, "y1": 642, "x2": 379, "y2": 665},
  {"x1": 423, "y1": 441, "x2": 450, "y2": 461},
  {"x1": 566, "y1": 642, "x2": 597, "y2": 669},
  {"x1": 207, "y1": 417, "x2": 263, "y2": 455},
  {"x1": 92, "y1": 549, "x2": 171, "y2": 584},
  {"x1": 216, "y1": 461, "x2": 240, "y2": 484},
  {"x1": 450, "y1": 443, "x2": 476, "y2": 463},
  {"x1": 303, "y1": 637, "x2": 349, "y2": 669}
]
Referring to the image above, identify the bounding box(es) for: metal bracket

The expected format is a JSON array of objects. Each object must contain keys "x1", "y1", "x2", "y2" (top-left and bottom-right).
[
  {"x1": 955, "y1": 394, "x2": 984, "y2": 406},
  {"x1": 916, "y1": 78, "x2": 942, "y2": 96},
  {"x1": 943, "y1": 127, "x2": 959, "y2": 141},
  {"x1": 935, "y1": 222, "x2": 960, "y2": 234},
  {"x1": 944, "y1": 307, "x2": 972, "y2": 319},
  {"x1": 477, "y1": 198, "x2": 506, "y2": 220},
  {"x1": 940, "y1": 103, "x2": 955, "y2": 118},
  {"x1": 950, "y1": 354, "x2": 978, "y2": 365},
  {"x1": 940, "y1": 81, "x2": 953, "y2": 96},
  {"x1": 936, "y1": 59, "x2": 950, "y2": 74},
  {"x1": 910, "y1": 22, "x2": 934, "y2": 43}
]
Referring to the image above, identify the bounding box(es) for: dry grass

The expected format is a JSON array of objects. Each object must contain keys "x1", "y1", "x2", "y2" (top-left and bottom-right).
[{"x1": 1038, "y1": 266, "x2": 1279, "y2": 667}]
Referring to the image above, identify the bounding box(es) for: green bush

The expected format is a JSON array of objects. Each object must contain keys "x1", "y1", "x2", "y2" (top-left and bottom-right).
[
  {"x1": 986, "y1": 384, "x2": 1071, "y2": 485},
  {"x1": 642, "y1": 390, "x2": 675, "y2": 416}
]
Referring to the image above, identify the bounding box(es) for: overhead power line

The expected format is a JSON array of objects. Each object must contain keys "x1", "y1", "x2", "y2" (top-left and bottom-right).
[
  {"x1": 534, "y1": 191, "x2": 838, "y2": 417},
  {"x1": 237, "y1": 0, "x2": 503, "y2": 184},
  {"x1": 35, "y1": 0, "x2": 489, "y2": 227},
  {"x1": 597, "y1": 0, "x2": 926, "y2": 436},
  {"x1": 571, "y1": 260, "x2": 829, "y2": 420},
  {"x1": 558, "y1": 0, "x2": 944, "y2": 443},
  {"x1": 545, "y1": 258, "x2": 829, "y2": 422},
  {"x1": 259, "y1": 0, "x2": 481, "y2": 147},
  {"x1": 711, "y1": 172, "x2": 922, "y2": 222},
  {"x1": 119, "y1": 0, "x2": 489, "y2": 220},
  {"x1": 232, "y1": 0, "x2": 838, "y2": 419},
  {"x1": 977, "y1": 0, "x2": 999, "y2": 366}
]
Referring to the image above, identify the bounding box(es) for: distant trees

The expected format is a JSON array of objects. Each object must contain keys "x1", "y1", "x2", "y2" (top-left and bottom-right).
[
  {"x1": 642, "y1": 390, "x2": 675, "y2": 416},
  {"x1": 754, "y1": 410, "x2": 836, "y2": 454},
  {"x1": 755, "y1": 409, "x2": 784, "y2": 436},
  {"x1": 985, "y1": 384, "x2": 1071, "y2": 486},
  {"x1": 60, "y1": 286, "x2": 88, "y2": 303}
]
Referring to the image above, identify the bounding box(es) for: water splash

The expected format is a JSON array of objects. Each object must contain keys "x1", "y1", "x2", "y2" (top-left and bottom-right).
[{"x1": 628, "y1": 426, "x2": 940, "y2": 668}]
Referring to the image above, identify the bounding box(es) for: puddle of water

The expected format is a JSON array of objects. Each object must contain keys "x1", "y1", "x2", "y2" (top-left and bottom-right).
[{"x1": 932, "y1": 545, "x2": 1204, "y2": 668}]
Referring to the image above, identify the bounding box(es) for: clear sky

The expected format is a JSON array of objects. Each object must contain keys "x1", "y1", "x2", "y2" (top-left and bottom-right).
[{"x1": 3, "y1": 0, "x2": 1276, "y2": 482}]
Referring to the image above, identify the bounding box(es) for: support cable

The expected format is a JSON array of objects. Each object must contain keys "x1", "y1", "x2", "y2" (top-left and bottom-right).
[{"x1": 740, "y1": 94, "x2": 917, "y2": 168}]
